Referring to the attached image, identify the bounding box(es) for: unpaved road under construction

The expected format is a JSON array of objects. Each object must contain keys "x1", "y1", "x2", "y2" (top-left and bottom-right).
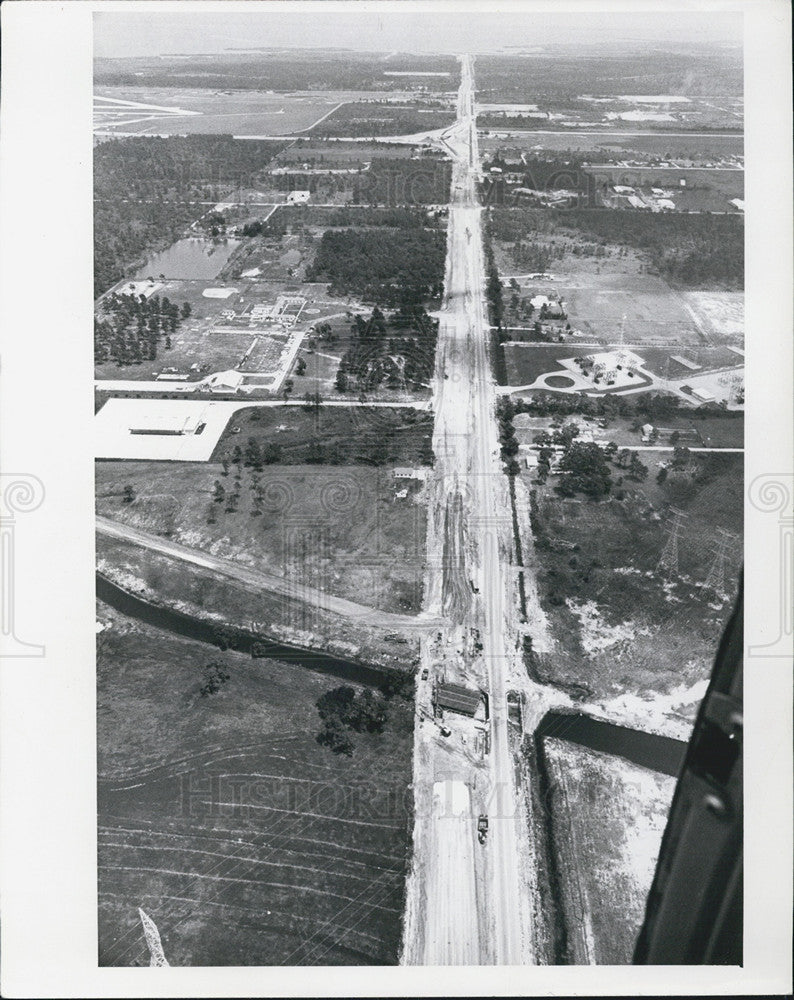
[{"x1": 401, "y1": 55, "x2": 537, "y2": 966}]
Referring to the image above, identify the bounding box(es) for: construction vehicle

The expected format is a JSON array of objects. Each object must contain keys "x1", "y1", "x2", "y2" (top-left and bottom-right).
[{"x1": 477, "y1": 814, "x2": 488, "y2": 844}]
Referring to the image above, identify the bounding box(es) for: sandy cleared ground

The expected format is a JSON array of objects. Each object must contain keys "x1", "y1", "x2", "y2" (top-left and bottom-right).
[
  {"x1": 422, "y1": 781, "x2": 481, "y2": 964},
  {"x1": 541, "y1": 739, "x2": 675, "y2": 964},
  {"x1": 682, "y1": 291, "x2": 744, "y2": 340}
]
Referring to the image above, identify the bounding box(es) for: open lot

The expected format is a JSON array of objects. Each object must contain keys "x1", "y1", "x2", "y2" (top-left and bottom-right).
[
  {"x1": 94, "y1": 88, "x2": 416, "y2": 137},
  {"x1": 96, "y1": 458, "x2": 427, "y2": 615},
  {"x1": 496, "y1": 241, "x2": 742, "y2": 349},
  {"x1": 539, "y1": 739, "x2": 674, "y2": 964},
  {"x1": 560, "y1": 273, "x2": 717, "y2": 345},
  {"x1": 97, "y1": 610, "x2": 414, "y2": 966}
]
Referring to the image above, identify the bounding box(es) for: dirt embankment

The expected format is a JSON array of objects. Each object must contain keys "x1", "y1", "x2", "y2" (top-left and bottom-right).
[{"x1": 97, "y1": 533, "x2": 421, "y2": 675}]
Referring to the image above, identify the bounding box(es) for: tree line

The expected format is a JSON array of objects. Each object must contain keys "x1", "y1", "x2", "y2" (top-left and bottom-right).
[{"x1": 556, "y1": 208, "x2": 744, "y2": 288}]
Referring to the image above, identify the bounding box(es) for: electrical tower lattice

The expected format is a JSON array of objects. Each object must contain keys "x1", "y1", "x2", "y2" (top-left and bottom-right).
[
  {"x1": 705, "y1": 527, "x2": 734, "y2": 596},
  {"x1": 138, "y1": 907, "x2": 169, "y2": 967},
  {"x1": 657, "y1": 507, "x2": 688, "y2": 576}
]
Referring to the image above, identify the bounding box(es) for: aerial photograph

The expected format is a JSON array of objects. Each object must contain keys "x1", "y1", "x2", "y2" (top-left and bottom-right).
[{"x1": 93, "y1": 8, "x2": 744, "y2": 967}]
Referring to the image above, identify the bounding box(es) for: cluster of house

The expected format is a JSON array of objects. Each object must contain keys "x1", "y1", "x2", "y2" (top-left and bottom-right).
[
  {"x1": 605, "y1": 183, "x2": 677, "y2": 211},
  {"x1": 529, "y1": 293, "x2": 566, "y2": 319}
]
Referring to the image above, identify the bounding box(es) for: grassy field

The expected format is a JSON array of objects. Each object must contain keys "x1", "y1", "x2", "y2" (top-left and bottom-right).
[
  {"x1": 479, "y1": 131, "x2": 744, "y2": 160},
  {"x1": 524, "y1": 452, "x2": 742, "y2": 719},
  {"x1": 94, "y1": 88, "x2": 408, "y2": 137},
  {"x1": 504, "y1": 344, "x2": 603, "y2": 385},
  {"x1": 97, "y1": 609, "x2": 414, "y2": 966},
  {"x1": 96, "y1": 459, "x2": 426, "y2": 615},
  {"x1": 539, "y1": 739, "x2": 675, "y2": 964},
  {"x1": 210, "y1": 404, "x2": 433, "y2": 466},
  {"x1": 493, "y1": 234, "x2": 715, "y2": 347}
]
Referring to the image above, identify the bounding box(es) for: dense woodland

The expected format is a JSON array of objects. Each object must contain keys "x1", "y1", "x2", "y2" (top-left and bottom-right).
[
  {"x1": 353, "y1": 157, "x2": 452, "y2": 206},
  {"x1": 271, "y1": 206, "x2": 436, "y2": 231},
  {"x1": 94, "y1": 293, "x2": 190, "y2": 365},
  {"x1": 306, "y1": 227, "x2": 446, "y2": 305},
  {"x1": 323, "y1": 206, "x2": 435, "y2": 228},
  {"x1": 94, "y1": 136, "x2": 286, "y2": 296},
  {"x1": 95, "y1": 53, "x2": 458, "y2": 92},
  {"x1": 476, "y1": 48, "x2": 743, "y2": 103}
]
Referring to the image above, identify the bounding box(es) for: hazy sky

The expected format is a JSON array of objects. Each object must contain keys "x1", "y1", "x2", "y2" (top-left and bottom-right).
[{"x1": 94, "y1": 6, "x2": 742, "y2": 58}]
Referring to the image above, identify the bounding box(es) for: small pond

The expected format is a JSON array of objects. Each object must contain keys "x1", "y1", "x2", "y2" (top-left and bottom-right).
[{"x1": 134, "y1": 237, "x2": 241, "y2": 281}]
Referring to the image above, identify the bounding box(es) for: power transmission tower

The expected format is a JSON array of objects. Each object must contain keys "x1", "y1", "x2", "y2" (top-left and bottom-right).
[
  {"x1": 138, "y1": 907, "x2": 169, "y2": 967},
  {"x1": 705, "y1": 528, "x2": 732, "y2": 596},
  {"x1": 658, "y1": 507, "x2": 688, "y2": 576}
]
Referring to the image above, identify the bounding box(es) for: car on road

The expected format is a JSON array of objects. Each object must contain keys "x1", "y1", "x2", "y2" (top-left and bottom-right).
[{"x1": 421, "y1": 668, "x2": 429, "y2": 680}]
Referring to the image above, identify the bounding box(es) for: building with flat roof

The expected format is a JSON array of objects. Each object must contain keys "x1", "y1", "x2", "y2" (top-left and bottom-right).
[
  {"x1": 393, "y1": 467, "x2": 427, "y2": 481},
  {"x1": 129, "y1": 414, "x2": 200, "y2": 436},
  {"x1": 434, "y1": 682, "x2": 482, "y2": 718}
]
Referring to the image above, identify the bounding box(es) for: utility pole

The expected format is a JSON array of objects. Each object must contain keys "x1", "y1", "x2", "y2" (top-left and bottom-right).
[
  {"x1": 705, "y1": 528, "x2": 733, "y2": 596},
  {"x1": 658, "y1": 507, "x2": 688, "y2": 576}
]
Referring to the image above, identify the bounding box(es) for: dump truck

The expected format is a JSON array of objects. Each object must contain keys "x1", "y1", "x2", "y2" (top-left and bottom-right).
[{"x1": 477, "y1": 814, "x2": 489, "y2": 845}]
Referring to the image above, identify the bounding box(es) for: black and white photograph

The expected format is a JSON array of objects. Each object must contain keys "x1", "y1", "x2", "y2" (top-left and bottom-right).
[{"x1": 0, "y1": 1, "x2": 792, "y2": 996}]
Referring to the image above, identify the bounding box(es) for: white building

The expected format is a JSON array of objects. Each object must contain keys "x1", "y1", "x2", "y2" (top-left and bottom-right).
[
  {"x1": 203, "y1": 370, "x2": 244, "y2": 394},
  {"x1": 128, "y1": 413, "x2": 200, "y2": 436},
  {"x1": 286, "y1": 190, "x2": 311, "y2": 205},
  {"x1": 691, "y1": 387, "x2": 716, "y2": 403},
  {"x1": 393, "y1": 467, "x2": 427, "y2": 482}
]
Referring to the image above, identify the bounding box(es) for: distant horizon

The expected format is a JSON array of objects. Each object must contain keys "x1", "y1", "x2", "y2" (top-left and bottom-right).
[{"x1": 94, "y1": 8, "x2": 743, "y2": 59}]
